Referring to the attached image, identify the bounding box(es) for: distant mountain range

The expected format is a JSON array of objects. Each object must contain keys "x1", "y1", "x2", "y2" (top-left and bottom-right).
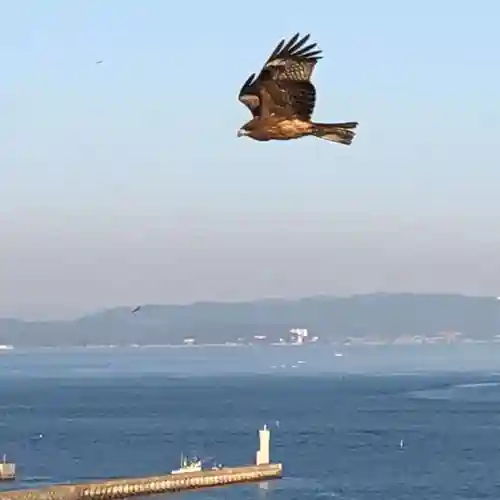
[{"x1": 1, "y1": 294, "x2": 500, "y2": 347}]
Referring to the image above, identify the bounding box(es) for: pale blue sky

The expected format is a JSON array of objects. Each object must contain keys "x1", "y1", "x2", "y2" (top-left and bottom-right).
[{"x1": 1, "y1": 0, "x2": 500, "y2": 319}]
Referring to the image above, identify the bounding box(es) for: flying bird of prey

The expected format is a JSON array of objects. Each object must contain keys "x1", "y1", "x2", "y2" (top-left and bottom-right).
[{"x1": 237, "y1": 33, "x2": 358, "y2": 144}]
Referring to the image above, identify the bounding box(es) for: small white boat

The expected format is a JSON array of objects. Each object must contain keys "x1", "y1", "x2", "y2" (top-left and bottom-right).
[{"x1": 171, "y1": 454, "x2": 202, "y2": 475}]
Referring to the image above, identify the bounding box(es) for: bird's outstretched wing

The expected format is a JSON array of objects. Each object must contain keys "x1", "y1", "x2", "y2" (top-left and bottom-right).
[
  {"x1": 262, "y1": 32, "x2": 323, "y2": 82},
  {"x1": 238, "y1": 33, "x2": 322, "y2": 119},
  {"x1": 239, "y1": 73, "x2": 261, "y2": 117},
  {"x1": 264, "y1": 79, "x2": 317, "y2": 120}
]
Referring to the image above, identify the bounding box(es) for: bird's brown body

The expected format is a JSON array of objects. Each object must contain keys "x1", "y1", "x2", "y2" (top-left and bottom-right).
[
  {"x1": 239, "y1": 117, "x2": 313, "y2": 141},
  {"x1": 237, "y1": 33, "x2": 358, "y2": 145}
]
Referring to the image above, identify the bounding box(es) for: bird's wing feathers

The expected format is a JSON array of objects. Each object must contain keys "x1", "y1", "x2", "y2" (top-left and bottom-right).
[
  {"x1": 238, "y1": 33, "x2": 322, "y2": 119},
  {"x1": 238, "y1": 73, "x2": 261, "y2": 118},
  {"x1": 277, "y1": 81, "x2": 317, "y2": 120},
  {"x1": 262, "y1": 33, "x2": 322, "y2": 82}
]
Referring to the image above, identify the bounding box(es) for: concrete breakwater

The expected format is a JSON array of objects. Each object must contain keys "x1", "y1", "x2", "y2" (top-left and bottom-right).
[
  {"x1": 0, "y1": 425, "x2": 282, "y2": 500},
  {"x1": 0, "y1": 463, "x2": 282, "y2": 500}
]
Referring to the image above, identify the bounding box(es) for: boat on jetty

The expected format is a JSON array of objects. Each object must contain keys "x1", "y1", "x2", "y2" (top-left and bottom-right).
[{"x1": 171, "y1": 454, "x2": 202, "y2": 474}]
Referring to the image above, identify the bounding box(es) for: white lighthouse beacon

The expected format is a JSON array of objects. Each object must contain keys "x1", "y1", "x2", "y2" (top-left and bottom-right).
[{"x1": 256, "y1": 424, "x2": 271, "y2": 465}]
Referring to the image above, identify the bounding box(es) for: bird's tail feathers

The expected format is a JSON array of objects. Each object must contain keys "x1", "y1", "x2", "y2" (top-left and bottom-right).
[{"x1": 311, "y1": 121, "x2": 358, "y2": 145}]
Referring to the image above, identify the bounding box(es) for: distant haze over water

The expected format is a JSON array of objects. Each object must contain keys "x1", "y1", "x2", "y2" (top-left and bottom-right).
[{"x1": 2, "y1": 344, "x2": 500, "y2": 379}]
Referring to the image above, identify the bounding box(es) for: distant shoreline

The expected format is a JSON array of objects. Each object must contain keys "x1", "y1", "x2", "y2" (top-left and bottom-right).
[{"x1": 2, "y1": 341, "x2": 500, "y2": 350}]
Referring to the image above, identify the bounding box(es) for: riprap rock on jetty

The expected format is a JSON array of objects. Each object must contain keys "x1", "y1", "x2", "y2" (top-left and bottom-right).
[{"x1": 0, "y1": 425, "x2": 282, "y2": 500}]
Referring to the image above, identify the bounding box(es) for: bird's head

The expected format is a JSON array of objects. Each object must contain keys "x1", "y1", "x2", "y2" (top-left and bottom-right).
[{"x1": 237, "y1": 128, "x2": 249, "y2": 138}]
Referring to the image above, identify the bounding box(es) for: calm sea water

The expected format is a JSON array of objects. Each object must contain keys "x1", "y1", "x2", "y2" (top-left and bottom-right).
[{"x1": 1, "y1": 345, "x2": 500, "y2": 500}]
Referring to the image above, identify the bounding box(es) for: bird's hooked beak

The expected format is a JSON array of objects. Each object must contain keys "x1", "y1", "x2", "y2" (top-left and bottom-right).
[{"x1": 237, "y1": 129, "x2": 247, "y2": 138}]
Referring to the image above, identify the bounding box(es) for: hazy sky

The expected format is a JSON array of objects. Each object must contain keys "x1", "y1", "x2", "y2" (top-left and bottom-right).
[{"x1": 2, "y1": 1, "x2": 500, "y2": 319}]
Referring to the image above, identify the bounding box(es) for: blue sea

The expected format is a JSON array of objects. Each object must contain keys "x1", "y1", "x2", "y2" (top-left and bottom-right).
[{"x1": 1, "y1": 344, "x2": 500, "y2": 500}]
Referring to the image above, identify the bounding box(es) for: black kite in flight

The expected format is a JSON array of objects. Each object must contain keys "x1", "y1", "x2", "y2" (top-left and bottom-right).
[{"x1": 237, "y1": 33, "x2": 358, "y2": 145}]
